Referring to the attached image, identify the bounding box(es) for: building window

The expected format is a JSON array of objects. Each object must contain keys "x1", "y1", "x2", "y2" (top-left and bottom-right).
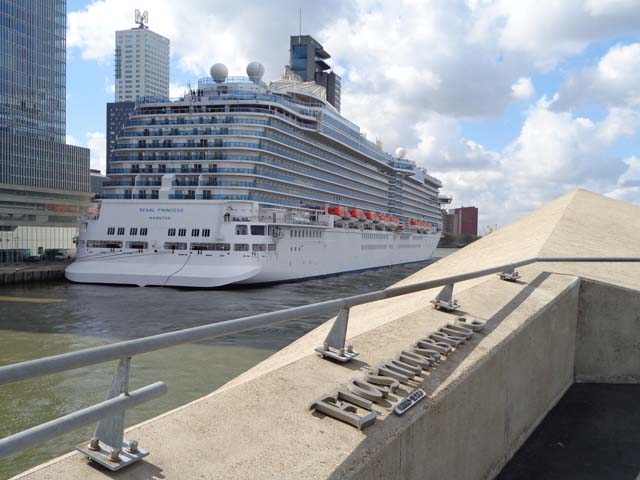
[
  {"x1": 140, "y1": 228, "x2": 148, "y2": 236},
  {"x1": 164, "y1": 242, "x2": 187, "y2": 250},
  {"x1": 178, "y1": 228, "x2": 187, "y2": 236},
  {"x1": 252, "y1": 244, "x2": 267, "y2": 252},
  {"x1": 117, "y1": 227, "x2": 125, "y2": 235},
  {"x1": 250, "y1": 225, "x2": 265, "y2": 235},
  {"x1": 130, "y1": 227, "x2": 138, "y2": 235},
  {"x1": 107, "y1": 227, "x2": 116, "y2": 235},
  {"x1": 168, "y1": 228, "x2": 176, "y2": 236},
  {"x1": 202, "y1": 229, "x2": 211, "y2": 237},
  {"x1": 235, "y1": 225, "x2": 248, "y2": 235},
  {"x1": 234, "y1": 243, "x2": 249, "y2": 251},
  {"x1": 192, "y1": 229, "x2": 200, "y2": 237}
]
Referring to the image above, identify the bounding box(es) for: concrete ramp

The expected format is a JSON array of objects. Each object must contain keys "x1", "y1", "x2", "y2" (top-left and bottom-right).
[{"x1": 15, "y1": 189, "x2": 640, "y2": 480}]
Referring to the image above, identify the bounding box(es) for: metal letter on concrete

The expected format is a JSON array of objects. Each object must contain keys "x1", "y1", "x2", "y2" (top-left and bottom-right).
[
  {"x1": 76, "y1": 357, "x2": 149, "y2": 471},
  {"x1": 309, "y1": 394, "x2": 378, "y2": 429},
  {"x1": 315, "y1": 308, "x2": 359, "y2": 362},
  {"x1": 430, "y1": 284, "x2": 461, "y2": 311}
]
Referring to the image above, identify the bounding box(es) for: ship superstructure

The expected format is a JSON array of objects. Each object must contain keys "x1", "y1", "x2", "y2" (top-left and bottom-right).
[{"x1": 66, "y1": 58, "x2": 447, "y2": 287}]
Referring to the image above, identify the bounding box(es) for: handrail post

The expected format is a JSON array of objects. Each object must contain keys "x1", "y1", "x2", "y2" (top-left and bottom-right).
[
  {"x1": 315, "y1": 308, "x2": 359, "y2": 363},
  {"x1": 76, "y1": 357, "x2": 148, "y2": 471},
  {"x1": 430, "y1": 284, "x2": 460, "y2": 311}
]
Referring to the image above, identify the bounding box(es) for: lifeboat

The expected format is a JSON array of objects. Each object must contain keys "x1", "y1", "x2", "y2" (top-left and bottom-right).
[
  {"x1": 328, "y1": 206, "x2": 351, "y2": 220},
  {"x1": 364, "y1": 211, "x2": 379, "y2": 222},
  {"x1": 410, "y1": 219, "x2": 419, "y2": 226},
  {"x1": 349, "y1": 209, "x2": 365, "y2": 221}
]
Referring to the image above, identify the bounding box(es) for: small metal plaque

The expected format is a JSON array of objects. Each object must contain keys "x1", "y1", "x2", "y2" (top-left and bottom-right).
[{"x1": 394, "y1": 388, "x2": 427, "y2": 416}]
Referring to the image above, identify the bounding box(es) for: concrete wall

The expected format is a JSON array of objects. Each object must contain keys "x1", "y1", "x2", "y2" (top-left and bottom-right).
[
  {"x1": 338, "y1": 280, "x2": 580, "y2": 480},
  {"x1": 576, "y1": 280, "x2": 640, "y2": 383}
]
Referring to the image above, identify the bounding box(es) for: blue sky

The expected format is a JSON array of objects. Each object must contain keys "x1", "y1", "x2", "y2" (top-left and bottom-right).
[{"x1": 65, "y1": 0, "x2": 640, "y2": 228}]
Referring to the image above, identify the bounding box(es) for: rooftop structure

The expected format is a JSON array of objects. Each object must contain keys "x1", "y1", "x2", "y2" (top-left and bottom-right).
[{"x1": 290, "y1": 35, "x2": 341, "y2": 111}]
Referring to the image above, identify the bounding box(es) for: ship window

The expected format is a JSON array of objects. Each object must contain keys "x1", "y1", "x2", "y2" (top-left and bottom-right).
[
  {"x1": 250, "y1": 225, "x2": 265, "y2": 235},
  {"x1": 107, "y1": 227, "x2": 115, "y2": 235},
  {"x1": 168, "y1": 228, "x2": 176, "y2": 236},
  {"x1": 178, "y1": 228, "x2": 187, "y2": 236},
  {"x1": 252, "y1": 244, "x2": 267, "y2": 252},
  {"x1": 140, "y1": 228, "x2": 148, "y2": 236},
  {"x1": 126, "y1": 241, "x2": 148, "y2": 249},
  {"x1": 192, "y1": 228, "x2": 200, "y2": 237},
  {"x1": 235, "y1": 225, "x2": 248, "y2": 235},
  {"x1": 164, "y1": 242, "x2": 187, "y2": 250},
  {"x1": 267, "y1": 244, "x2": 276, "y2": 251},
  {"x1": 117, "y1": 227, "x2": 125, "y2": 235},
  {"x1": 130, "y1": 227, "x2": 138, "y2": 235},
  {"x1": 234, "y1": 243, "x2": 249, "y2": 251},
  {"x1": 87, "y1": 240, "x2": 122, "y2": 248},
  {"x1": 202, "y1": 229, "x2": 210, "y2": 237}
]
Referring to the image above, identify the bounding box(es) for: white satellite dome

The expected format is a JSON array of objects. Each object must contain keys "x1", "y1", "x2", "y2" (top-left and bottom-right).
[
  {"x1": 210, "y1": 63, "x2": 228, "y2": 83},
  {"x1": 246, "y1": 61, "x2": 265, "y2": 81},
  {"x1": 395, "y1": 147, "x2": 406, "y2": 159}
]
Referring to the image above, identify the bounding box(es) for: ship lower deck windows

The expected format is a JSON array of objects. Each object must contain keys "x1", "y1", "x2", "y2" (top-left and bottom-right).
[
  {"x1": 168, "y1": 228, "x2": 176, "y2": 236},
  {"x1": 252, "y1": 244, "x2": 267, "y2": 252},
  {"x1": 107, "y1": 227, "x2": 115, "y2": 235},
  {"x1": 164, "y1": 242, "x2": 187, "y2": 250},
  {"x1": 202, "y1": 229, "x2": 210, "y2": 237},
  {"x1": 234, "y1": 243, "x2": 249, "y2": 251},
  {"x1": 130, "y1": 227, "x2": 138, "y2": 235},
  {"x1": 140, "y1": 228, "x2": 148, "y2": 236},
  {"x1": 178, "y1": 228, "x2": 187, "y2": 236},
  {"x1": 190, "y1": 242, "x2": 230, "y2": 251},
  {"x1": 236, "y1": 225, "x2": 248, "y2": 235},
  {"x1": 117, "y1": 227, "x2": 125, "y2": 235},
  {"x1": 192, "y1": 228, "x2": 200, "y2": 237},
  {"x1": 126, "y1": 241, "x2": 148, "y2": 249},
  {"x1": 87, "y1": 240, "x2": 122, "y2": 249},
  {"x1": 250, "y1": 225, "x2": 265, "y2": 235}
]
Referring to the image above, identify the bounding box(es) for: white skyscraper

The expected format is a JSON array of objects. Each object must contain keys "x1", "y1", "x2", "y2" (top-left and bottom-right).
[{"x1": 114, "y1": 14, "x2": 170, "y2": 101}]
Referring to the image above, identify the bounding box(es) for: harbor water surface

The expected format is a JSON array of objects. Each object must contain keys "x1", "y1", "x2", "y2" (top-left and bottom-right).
[{"x1": 0, "y1": 250, "x2": 452, "y2": 479}]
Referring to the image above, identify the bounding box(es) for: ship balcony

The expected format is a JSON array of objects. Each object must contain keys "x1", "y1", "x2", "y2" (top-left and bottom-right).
[
  {"x1": 133, "y1": 193, "x2": 159, "y2": 200},
  {"x1": 103, "y1": 180, "x2": 135, "y2": 187},
  {"x1": 135, "y1": 180, "x2": 162, "y2": 187},
  {"x1": 172, "y1": 180, "x2": 200, "y2": 187}
]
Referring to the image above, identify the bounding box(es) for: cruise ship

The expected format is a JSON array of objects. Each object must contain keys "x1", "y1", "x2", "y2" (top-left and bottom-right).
[{"x1": 67, "y1": 52, "x2": 449, "y2": 287}]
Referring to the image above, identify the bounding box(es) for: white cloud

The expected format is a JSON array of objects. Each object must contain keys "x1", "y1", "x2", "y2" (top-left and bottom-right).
[
  {"x1": 67, "y1": 1, "x2": 640, "y2": 229},
  {"x1": 554, "y1": 43, "x2": 640, "y2": 110},
  {"x1": 511, "y1": 77, "x2": 535, "y2": 100},
  {"x1": 85, "y1": 132, "x2": 107, "y2": 173},
  {"x1": 66, "y1": 134, "x2": 81, "y2": 146},
  {"x1": 169, "y1": 82, "x2": 188, "y2": 99}
]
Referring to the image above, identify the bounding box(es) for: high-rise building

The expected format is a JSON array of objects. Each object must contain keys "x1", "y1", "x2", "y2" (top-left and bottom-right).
[
  {"x1": 0, "y1": 0, "x2": 92, "y2": 262},
  {"x1": 290, "y1": 35, "x2": 341, "y2": 111},
  {"x1": 443, "y1": 206, "x2": 478, "y2": 236},
  {"x1": 107, "y1": 13, "x2": 170, "y2": 172},
  {"x1": 114, "y1": 16, "x2": 170, "y2": 102}
]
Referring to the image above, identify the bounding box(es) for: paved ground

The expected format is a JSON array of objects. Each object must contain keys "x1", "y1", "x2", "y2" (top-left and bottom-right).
[
  {"x1": 0, "y1": 261, "x2": 70, "y2": 274},
  {"x1": 497, "y1": 383, "x2": 640, "y2": 480}
]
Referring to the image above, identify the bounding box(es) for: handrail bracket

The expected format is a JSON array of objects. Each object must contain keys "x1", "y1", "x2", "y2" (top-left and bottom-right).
[
  {"x1": 76, "y1": 357, "x2": 148, "y2": 471},
  {"x1": 498, "y1": 267, "x2": 521, "y2": 282},
  {"x1": 315, "y1": 308, "x2": 359, "y2": 363},
  {"x1": 430, "y1": 284, "x2": 460, "y2": 311}
]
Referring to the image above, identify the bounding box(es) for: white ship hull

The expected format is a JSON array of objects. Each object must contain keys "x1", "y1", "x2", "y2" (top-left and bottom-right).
[{"x1": 66, "y1": 201, "x2": 440, "y2": 288}]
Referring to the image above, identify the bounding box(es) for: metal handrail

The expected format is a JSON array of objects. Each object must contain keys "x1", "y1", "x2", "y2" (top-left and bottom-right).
[
  {"x1": 1, "y1": 256, "x2": 639, "y2": 468},
  {"x1": 1, "y1": 256, "x2": 639, "y2": 386}
]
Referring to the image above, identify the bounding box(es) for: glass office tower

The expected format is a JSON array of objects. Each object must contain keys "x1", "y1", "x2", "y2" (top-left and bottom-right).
[{"x1": 0, "y1": 0, "x2": 92, "y2": 262}]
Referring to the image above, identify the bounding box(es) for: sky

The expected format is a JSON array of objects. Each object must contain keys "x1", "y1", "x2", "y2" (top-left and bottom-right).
[{"x1": 64, "y1": 0, "x2": 640, "y2": 231}]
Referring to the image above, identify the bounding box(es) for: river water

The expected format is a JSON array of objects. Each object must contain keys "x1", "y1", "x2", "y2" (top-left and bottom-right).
[{"x1": 0, "y1": 250, "x2": 452, "y2": 479}]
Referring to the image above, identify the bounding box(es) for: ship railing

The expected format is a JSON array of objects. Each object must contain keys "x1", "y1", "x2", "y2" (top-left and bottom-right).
[{"x1": 3, "y1": 257, "x2": 640, "y2": 470}]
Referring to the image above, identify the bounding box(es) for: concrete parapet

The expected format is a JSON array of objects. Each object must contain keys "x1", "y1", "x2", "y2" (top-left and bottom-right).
[{"x1": 12, "y1": 190, "x2": 640, "y2": 479}]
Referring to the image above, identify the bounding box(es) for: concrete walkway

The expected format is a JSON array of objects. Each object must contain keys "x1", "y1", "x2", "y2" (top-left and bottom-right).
[{"x1": 12, "y1": 189, "x2": 640, "y2": 479}]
